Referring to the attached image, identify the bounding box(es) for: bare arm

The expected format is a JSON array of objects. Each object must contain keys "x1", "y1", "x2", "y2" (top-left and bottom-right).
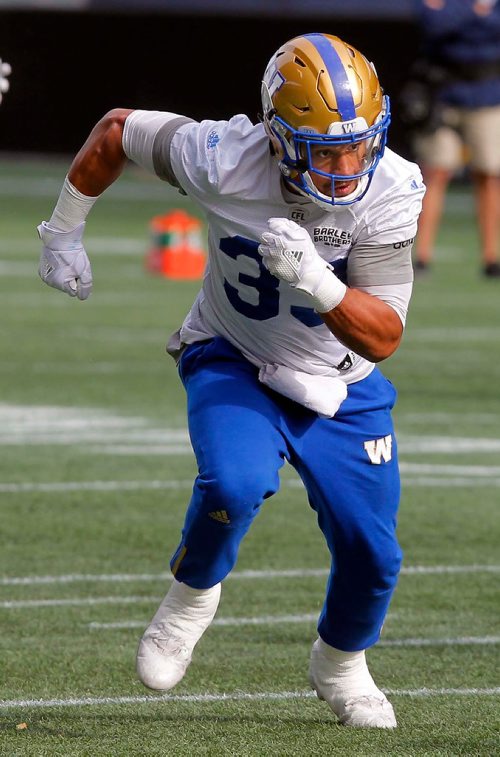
[
  {"x1": 37, "y1": 108, "x2": 134, "y2": 300},
  {"x1": 320, "y1": 287, "x2": 403, "y2": 363},
  {"x1": 259, "y1": 218, "x2": 405, "y2": 363},
  {"x1": 68, "y1": 108, "x2": 133, "y2": 196}
]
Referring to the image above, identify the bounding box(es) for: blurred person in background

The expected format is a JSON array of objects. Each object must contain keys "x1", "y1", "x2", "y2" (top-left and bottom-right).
[
  {"x1": 36, "y1": 33, "x2": 425, "y2": 728},
  {"x1": 402, "y1": 0, "x2": 500, "y2": 277},
  {"x1": 0, "y1": 58, "x2": 11, "y2": 104}
]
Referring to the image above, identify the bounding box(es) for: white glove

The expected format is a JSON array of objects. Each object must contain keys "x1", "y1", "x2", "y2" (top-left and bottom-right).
[
  {"x1": 0, "y1": 59, "x2": 11, "y2": 104},
  {"x1": 258, "y1": 218, "x2": 346, "y2": 312},
  {"x1": 37, "y1": 221, "x2": 92, "y2": 300}
]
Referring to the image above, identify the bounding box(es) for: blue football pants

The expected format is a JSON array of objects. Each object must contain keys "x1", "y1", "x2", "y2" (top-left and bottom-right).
[{"x1": 169, "y1": 337, "x2": 402, "y2": 651}]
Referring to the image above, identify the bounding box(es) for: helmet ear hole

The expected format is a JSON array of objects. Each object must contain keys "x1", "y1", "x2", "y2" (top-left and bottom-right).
[
  {"x1": 263, "y1": 119, "x2": 285, "y2": 160},
  {"x1": 270, "y1": 135, "x2": 285, "y2": 160},
  {"x1": 261, "y1": 82, "x2": 287, "y2": 161}
]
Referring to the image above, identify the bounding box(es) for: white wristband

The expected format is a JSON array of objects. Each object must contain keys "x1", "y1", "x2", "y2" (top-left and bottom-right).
[
  {"x1": 48, "y1": 176, "x2": 99, "y2": 232},
  {"x1": 310, "y1": 268, "x2": 347, "y2": 313}
]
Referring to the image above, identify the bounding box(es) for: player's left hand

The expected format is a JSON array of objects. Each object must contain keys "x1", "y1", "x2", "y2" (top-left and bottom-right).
[{"x1": 258, "y1": 218, "x2": 332, "y2": 296}]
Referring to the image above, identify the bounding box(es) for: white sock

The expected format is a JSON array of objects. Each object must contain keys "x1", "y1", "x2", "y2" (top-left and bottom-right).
[
  {"x1": 149, "y1": 579, "x2": 220, "y2": 646},
  {"x1": 317, "y1": 638, "x2": 381, "y2": 698}
]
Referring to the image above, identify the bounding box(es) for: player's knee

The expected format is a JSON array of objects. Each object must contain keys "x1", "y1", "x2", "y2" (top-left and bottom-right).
[
  {"x1": 201, "y1": 467, "x2": 279, "y2": 523},
  {"x1": 337, "y1": 534, "x2": 402, "y2": 592},
  {"x1": 365, "y1": 539, "x2": 402, "y2": 590}
]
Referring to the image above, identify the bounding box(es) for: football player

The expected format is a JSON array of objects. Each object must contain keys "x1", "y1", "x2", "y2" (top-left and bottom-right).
[{"x1": 37, "y1": 33, "x2": 425, "y2": 728}]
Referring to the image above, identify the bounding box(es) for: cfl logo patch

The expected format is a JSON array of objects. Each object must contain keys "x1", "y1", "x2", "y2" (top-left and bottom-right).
[{"x1": 364, "y1": 434, "x2": 392, "y2": 464}]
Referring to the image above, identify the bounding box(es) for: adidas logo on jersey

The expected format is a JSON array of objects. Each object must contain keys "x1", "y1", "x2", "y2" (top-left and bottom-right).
[
  {"x1": 208, "y1": 510, "x2": 231, "y2": 524},
  {"x1": 364, "y1": 434, "x2": 393, "y2": 464}
]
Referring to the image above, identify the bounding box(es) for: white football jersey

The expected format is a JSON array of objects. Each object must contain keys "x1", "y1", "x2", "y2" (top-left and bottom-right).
[{"x1": 123, "y1": 112, "x2": 425, "y2": 382}]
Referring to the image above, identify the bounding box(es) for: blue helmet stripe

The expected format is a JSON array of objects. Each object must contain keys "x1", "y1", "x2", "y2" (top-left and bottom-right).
[{"x1": 304, "y1": 33, "x2": 356, "y2": 121}]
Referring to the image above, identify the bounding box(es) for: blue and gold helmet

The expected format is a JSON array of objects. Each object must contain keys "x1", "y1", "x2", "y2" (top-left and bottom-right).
[{"x1": 261, "y1": 33, "x2": 391, "y2": 208}]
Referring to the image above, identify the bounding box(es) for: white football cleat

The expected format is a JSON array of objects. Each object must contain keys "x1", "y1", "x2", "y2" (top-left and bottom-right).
[
  {"x1": 309, "y1": 637, "x2": 397, "y2": 728},
  {"x1": 136, "y1": 578, "x2": 221, "y2": 691}
]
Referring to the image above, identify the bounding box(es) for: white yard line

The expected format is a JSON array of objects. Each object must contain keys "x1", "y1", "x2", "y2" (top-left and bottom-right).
[
  {"x1": 398, "y1": 437, "x2": 500, "y2": 453},
  {"x1": 378, "y1": 636, "x2": 500, "y2": 647},
  {"x1": 1, "y1": 564, "x2": 498, "y2": 588},
  {"x1": 87, "y1": 611, "x2": 500, "y2": 648},
  {"x1": 0, "y1": 596, "x2": 160, "y2": 608},
  {"x1": 3, "y1": 404, "x2": 500, "y2": 453},
  {"x1": 0, "y1": 177, "x2": 179, "y2": 202},
  {"x1": 4, "y1": 468, "x2": 500, "y2": 493},
  {"x1": 402, "y1": 477, "x2": 500, "y2": 487},
  {"x1": 0, "y1": 687, "x2": 498, "y2": 711},
  {"x1": 0, "y1": 479, "x2": 195, "y2": 493},
  {"x1": 89, "y1": 613, "x2": 320, "y2": 629},
  {"x1": 1, "y1": 564, "x2": 498, "y2": 590},
  {"x1": 3, "y1": 441, "x2": 500, "y2": 453},
  {"x1": 400, "y1": 462, "x2": 500, "y2": 476}
]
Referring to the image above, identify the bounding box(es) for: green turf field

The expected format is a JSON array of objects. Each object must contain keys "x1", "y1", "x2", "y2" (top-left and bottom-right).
[{"x1": 0, "y1": 155, "x2": 498, "y2": 756}]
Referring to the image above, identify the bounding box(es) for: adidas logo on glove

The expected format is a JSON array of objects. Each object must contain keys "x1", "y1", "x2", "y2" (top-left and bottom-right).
[{"x1": 283, "y1": 248, "x2": 304, "y2": 271}]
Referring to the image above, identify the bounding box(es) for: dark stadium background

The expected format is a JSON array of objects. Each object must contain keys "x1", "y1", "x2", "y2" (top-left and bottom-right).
[{"x1": 0, "y1": 7, "x2": 420, "y2": 159}]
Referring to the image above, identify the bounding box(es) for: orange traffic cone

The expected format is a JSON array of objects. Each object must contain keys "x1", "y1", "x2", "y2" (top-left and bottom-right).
[{"x1": 145, "y1": 209, "x2": 207, "y2": 280}]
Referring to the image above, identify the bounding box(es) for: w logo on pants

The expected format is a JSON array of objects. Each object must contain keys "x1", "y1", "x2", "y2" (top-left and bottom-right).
[{"x1": 364, "y1": 434, "x2": 393, "y2": 464}]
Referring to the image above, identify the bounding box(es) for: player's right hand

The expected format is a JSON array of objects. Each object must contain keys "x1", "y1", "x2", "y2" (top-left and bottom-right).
[
  {"x1": 37, "y1": 221, "x2": 93, "y2": 300},
  {"x1": 259, "y1": 218, "x2": 330, "y2": 295}
]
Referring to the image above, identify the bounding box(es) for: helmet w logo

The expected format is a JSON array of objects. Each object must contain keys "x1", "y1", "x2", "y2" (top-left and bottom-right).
[{"x1": 341, "y1": 121, "x2": 357, "y2": 134}]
